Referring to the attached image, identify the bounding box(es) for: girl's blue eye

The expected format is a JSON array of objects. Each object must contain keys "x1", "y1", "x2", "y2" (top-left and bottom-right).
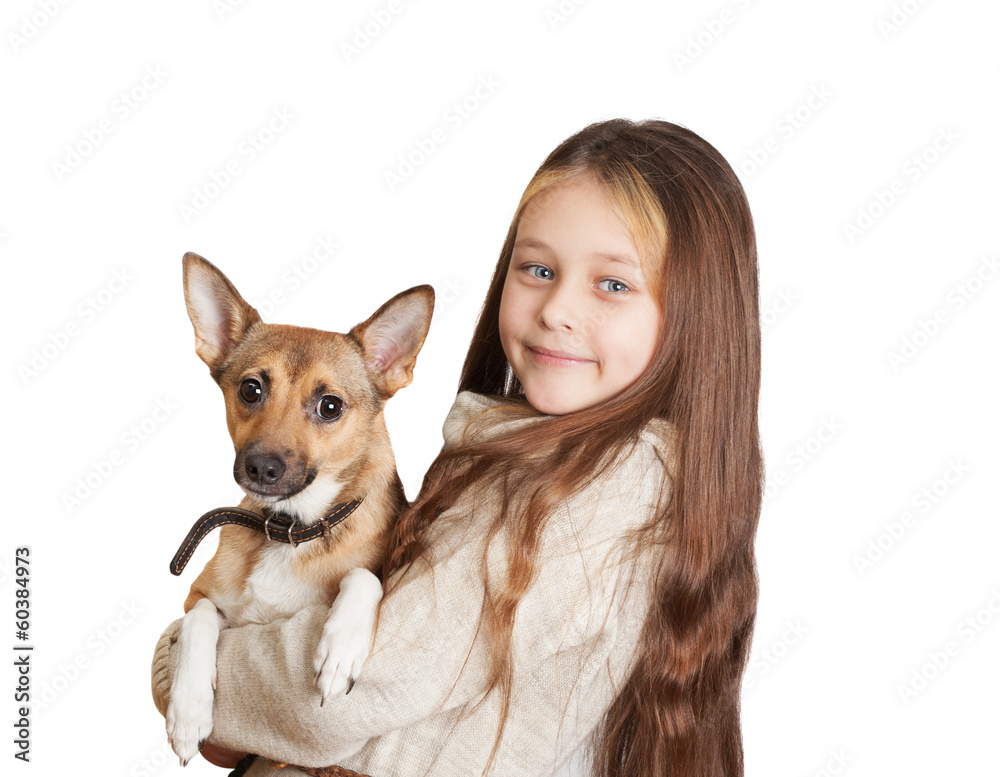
[
  {"x1": 527, "y1": 264, "x2": 553, "y2": 280},
  {"x1": 599, "y1": 279, "x2": 630, "y2": 293}
]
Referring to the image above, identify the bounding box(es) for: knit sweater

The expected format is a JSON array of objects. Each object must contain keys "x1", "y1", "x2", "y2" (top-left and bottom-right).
[{"x1": 152, "y1": 391, "x2": 675, "y2": 776}]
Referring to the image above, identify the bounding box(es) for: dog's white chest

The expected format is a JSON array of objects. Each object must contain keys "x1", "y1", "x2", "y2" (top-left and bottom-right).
[{"x1": 226, "y1": 543, "x2": 329, "y2": 627}]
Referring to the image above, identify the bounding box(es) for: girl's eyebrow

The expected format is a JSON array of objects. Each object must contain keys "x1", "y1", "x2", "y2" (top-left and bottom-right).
[{"x1": 513, "y1": 236, "x2": 640, "y2": 269}]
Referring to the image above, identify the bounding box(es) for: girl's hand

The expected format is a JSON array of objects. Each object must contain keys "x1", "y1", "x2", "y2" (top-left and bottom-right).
[{"x1": 200, "y1": 741, "x2": 246, "y2": 769}]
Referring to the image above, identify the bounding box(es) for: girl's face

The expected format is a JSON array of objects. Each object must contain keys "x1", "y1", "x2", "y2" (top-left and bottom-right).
[{"x1": 499, "y1": 177, "x2": 661, "y2": 415}]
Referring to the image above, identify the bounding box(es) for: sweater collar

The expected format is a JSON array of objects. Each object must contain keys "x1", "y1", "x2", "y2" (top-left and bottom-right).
[
  {"x1": 441, "y1": 391, "x2": 530, "y2": 449},
  {"x1": 440, "y1": 391, "x2": 675, "y2": 457}
]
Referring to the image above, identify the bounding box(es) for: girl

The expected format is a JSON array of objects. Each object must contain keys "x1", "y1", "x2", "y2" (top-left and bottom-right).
[{"x1": 152, "y1": 118, "x2": 763, "y2": 777}]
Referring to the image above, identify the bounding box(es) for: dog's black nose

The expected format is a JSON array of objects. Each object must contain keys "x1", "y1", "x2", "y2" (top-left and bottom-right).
[{"x1": 245, "y1": 454, "x2": 285, "y2": 486}]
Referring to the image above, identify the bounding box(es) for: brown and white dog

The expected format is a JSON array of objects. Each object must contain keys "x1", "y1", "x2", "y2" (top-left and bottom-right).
[{"x1": 165, "y1": 253, "x2": 433, "y2": 766}]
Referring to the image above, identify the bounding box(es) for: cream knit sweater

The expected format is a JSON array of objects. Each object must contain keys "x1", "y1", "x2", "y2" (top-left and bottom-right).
[{"x1": 152, "y1": 391, "x2": 675, "y2": 777}]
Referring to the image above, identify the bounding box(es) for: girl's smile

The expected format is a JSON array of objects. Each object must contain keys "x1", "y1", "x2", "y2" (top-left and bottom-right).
[
  {"x1": 525, "y1": 344, "x2": 595, "y2": 367},
  {"x1": 498, "y1": 175, "x2": 661, "y2": 415}
]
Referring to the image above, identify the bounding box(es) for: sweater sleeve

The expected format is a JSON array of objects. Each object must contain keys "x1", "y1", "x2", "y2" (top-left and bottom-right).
[
  {"x1": 208, "y1": 515, "x2": 497, "y2": 767},
  {"x1": 150, "y1": 432, "x2": 671, "y2": 769}
]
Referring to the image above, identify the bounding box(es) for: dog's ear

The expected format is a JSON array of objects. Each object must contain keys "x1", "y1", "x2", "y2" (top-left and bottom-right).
[
  {"x1": 182, "y1": 253, "x2": 261, "y2": 375},
  {"x1": 350, "y1": 285, "x2": 435, "y2": 398}
]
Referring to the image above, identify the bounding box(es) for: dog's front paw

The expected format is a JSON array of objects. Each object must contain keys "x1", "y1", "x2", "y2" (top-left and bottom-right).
[
  {"x1": 166, "y1": 673, "x2": 215, "y2": 766},
  {"x1": 313, "y1": 569, "x2": 382, "y2": 704},
  {"x1": 314, "y1": 617, "x2": 370, "y2": 702}
]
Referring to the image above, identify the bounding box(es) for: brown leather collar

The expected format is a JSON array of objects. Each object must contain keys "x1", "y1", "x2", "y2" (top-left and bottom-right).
[{"x1": 170, "y1": 497, "x2": 364, "y2": 576}]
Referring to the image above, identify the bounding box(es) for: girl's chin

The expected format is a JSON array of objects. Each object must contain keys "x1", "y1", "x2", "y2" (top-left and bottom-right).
[{"x1": 522, "y1": 383, "x2": 597, "y2": 416}]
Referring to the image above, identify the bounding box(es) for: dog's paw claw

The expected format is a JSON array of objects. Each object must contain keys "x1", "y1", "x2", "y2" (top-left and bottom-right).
[
  {"x1": 166, "y1": 683, "x2": 215, "y2": 766},
  {"x1": 314, "y1": 631, "x2": 367, "y2": 701},
  {"x1": 313, "y1": 571, "x2": 380, "y2": 704}
]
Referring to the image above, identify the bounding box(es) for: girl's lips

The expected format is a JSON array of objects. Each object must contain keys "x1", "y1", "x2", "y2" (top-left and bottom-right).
[{"x1": 527, "y1": 345, "x2": 594, "y2": 366}]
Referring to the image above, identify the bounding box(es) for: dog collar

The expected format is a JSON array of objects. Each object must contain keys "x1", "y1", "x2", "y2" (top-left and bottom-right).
[{"x1": 169, "y1": 497, "x2": 364, "y2": 576}]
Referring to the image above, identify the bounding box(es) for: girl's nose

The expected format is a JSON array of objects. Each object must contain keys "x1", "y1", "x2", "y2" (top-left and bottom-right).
[{"x1": 537, "y1": 281, "x2": 579, "y2": 331}]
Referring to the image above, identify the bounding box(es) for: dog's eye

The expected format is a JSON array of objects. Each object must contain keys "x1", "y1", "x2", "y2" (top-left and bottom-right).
[
  {"x1": 239, "y1": 378, "x2": 263, "y2": 403},
  {"x1": 317, "y1": 395, "x2": 344, "y2": 421}
]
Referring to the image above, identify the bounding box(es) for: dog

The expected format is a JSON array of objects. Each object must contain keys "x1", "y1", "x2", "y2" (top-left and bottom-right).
[{"x1": 165, "y1": 252, "x2": 434, "y2": 766}]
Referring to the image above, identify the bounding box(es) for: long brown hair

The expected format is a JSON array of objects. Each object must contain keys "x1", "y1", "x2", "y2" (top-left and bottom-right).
[{"x1": 382, "y1": 119, "x2": 763, "y2": 776}]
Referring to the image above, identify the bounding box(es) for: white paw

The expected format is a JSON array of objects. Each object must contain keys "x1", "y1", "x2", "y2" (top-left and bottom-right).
[
  {"x1": 167, "y1": 598, "x2": 222, "y2": 766},
  {"x1": 166, "y1": 672, "x2": 215, "y2": 766},
  {"x1": 313, "y1": 569, "x2": 382, "y2": 704}
]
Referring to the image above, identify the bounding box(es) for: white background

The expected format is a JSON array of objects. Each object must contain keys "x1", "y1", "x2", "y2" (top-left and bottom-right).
[{"x1": 2, "y1": 1, "x2": 998, "y2": 775}]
